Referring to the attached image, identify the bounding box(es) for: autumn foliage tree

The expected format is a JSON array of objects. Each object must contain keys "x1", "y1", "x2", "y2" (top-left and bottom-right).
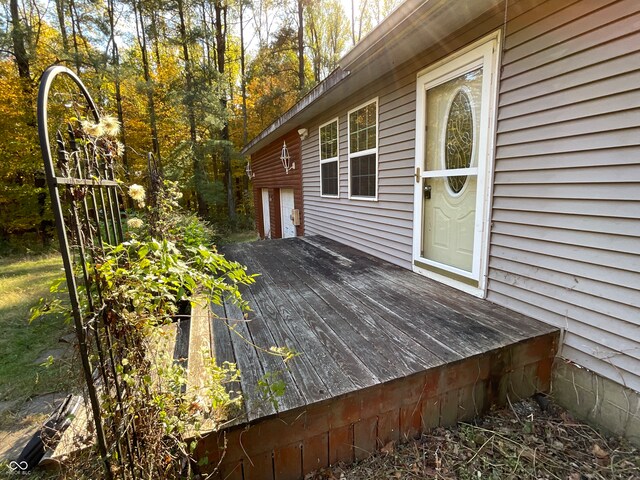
[{"x1": 0, "y1": 0, "x2": 399, "y2": 248}]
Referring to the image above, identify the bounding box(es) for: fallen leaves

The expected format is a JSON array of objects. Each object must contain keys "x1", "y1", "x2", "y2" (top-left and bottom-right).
[
  {"x1": 305, "y1": 399, "x2": 638, "y2": 480},
  {"x1": 592, "y1": 443, "x2": 611, "y2": 467},
  {"x1": 380, "y1": 441, "x2": 395, "y2": 455},
  {"x1": 591, "y1": 443, "x2": 608, "y2": 459}
]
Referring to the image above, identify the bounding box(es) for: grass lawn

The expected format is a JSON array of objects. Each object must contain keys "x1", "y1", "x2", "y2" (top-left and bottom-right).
[
  {"x1": 0, "y1": 228, "x2": 256, "y2": 406},
  {"x1": 221, "y1": 229, "x2": 259, "y2": 245},
  {"x1": 0, "y1": 253, "x2": 76, "y2": 406}
]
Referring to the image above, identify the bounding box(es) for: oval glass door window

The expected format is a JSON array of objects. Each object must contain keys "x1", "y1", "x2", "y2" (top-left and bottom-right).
[{"x1": 445, "y1": 89, "x2": 474, "y2": 193}]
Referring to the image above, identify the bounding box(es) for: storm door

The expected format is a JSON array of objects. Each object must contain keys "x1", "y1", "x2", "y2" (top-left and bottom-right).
[{"x1": 413, "y1": 34, "x2": 500, "y2": 296}]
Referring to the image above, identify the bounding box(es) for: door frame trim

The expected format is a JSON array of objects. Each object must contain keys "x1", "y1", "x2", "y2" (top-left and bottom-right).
[
  {"x1": 280, "y1": 188, "x2": 296, "y2": 238},
  {"x1": 412, "y1": 31, "x2": 502, "y2": 298},
  {"x1": 261, "y1": 188, "x2": 271, "y2": 239}
]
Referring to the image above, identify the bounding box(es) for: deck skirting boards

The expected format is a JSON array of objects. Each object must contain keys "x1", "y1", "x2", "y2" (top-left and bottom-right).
[{"x1": 195, "y1": 331, "x2": 559, "y2": 480}]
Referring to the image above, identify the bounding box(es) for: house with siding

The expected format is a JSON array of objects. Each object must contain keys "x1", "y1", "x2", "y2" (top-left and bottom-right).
[{"x1": 242, "y1": 0, "x2": 640, "y2": 442}]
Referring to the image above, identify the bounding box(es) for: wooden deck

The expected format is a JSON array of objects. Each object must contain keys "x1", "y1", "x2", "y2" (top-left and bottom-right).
[{"x1": 199, "y1": 236, "x2": 559, "y2": 479}]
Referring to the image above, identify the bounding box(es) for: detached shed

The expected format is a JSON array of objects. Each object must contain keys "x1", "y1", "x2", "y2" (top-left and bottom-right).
[{"x1": 248, "y1": 131, "x2": 304, "y2": 239}]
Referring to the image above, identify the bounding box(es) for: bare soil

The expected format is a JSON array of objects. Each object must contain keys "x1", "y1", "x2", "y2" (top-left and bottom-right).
[{"x1": 307, "y1": 397, "x2": 639, "y2": 480}]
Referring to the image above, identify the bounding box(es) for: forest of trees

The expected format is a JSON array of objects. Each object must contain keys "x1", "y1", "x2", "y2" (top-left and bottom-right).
[{"x1": 0, "y1": 0, "x2": 400, "y2": 245}]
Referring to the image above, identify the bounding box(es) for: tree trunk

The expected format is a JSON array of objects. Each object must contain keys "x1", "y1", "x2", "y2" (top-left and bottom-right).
[
  {"x1": 133, "y1": 0, "x2": 162, "y2": 166},
  {"x1": 200, "y1": 0, "x2": 220, "y2": 193},
  {"x1": 357, "y1": 0, "x2": 369, "y2": 43},
  {"x1": 150, "y1": 11, "x2": 162, "y2": 66},
  {"x1": 297, "y1": 0, "x2": 305, "y2": 93},
  {"x1": 306, "y1": 9, "x2": 321, "y2": 83},
  {"x1": 177, "y1": 0, "x2": 208, "y2": 217},
  {"x1": 55, "y1": 0, "x2": 69, "y2": 53},
  {"x1": 214, "y1": 0, "x2": 235, "y2": 221},
  {"x1": 351, "y1": 0, "x2": 356, "y2": 46},
  {"x1": 9, "y1": 0, "x2": 34, "y2": 131},
  {"x1": 107, "y1": 0, "x2": 129, "y2": 179},
  {"x1": 239, "y1": 0, "x2": 248, "y2": 145},
  {"x1": 68, "y1": 0, "x2": 81, "y2": 71},
  {"x1": 10, "y1": 0, "x2": 30, "y2": 81},
  {"x1": 201, "y1": 1, "x2": 212, "y2": 72}
]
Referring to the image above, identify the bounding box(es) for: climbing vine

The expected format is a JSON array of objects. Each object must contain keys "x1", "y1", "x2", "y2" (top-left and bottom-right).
[{"x1": 32, "y1": 116, "x2": 257, "y2": 478}]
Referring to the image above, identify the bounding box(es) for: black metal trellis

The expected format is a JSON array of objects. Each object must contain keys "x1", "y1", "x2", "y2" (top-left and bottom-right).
[{"x1": 37, "y1": 65, "x2": 133, "y2": 479}]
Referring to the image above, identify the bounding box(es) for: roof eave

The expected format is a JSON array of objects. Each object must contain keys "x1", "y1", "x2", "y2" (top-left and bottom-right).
[
  {"x1": 242, "y1": 0, "x2": 503, "y2": 156},
  {"x1": 241, "y1": 68, "x2": 351, "y2": 156},
  {"x1": 241, "y1": 2, "x2": 428, "y2": 156}
]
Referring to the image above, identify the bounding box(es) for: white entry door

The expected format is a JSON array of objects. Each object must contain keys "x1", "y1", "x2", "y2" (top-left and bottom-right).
[
  {"x1": 261, "y1": 188, "x2": 271, "y2": 238},
  {"x1": 413, "y1": 33, "x2": 500, "y2": 296},
  {"x1": 280, "y1": 188, "x2": 296, "y2": 238}
]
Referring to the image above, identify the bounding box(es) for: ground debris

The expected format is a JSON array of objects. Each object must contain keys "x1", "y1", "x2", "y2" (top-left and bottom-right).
[{"x1": 306, "y1": 398, "x2": 639, "y2": 479}]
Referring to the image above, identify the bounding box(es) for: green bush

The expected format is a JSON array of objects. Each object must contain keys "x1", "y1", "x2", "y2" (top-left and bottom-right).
[{"x1": 32, "y1": 176, "x2": 257, "y2": 477}]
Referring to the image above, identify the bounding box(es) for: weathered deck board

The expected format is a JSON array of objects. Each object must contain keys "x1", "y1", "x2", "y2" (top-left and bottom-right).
[
  {"x1": 256, "y1": 251, "x2": 417, "y2": 382},
  {"x1": 186, "y1": 302, "x2": 212, "y2": 395},
  {"x1": 242, "y1": 286, "x2": 335, "y2": 403},
  {"x1": 197, "y1": 236, "x2": 560, "y2": 479},
  {"x1": 173, "y1": 317, "x2": 190, "y2": 371},
  {"x1": 294, "y1": 237, "x2": 513, "y2": 355},
  {"x1": 245, "y1": 282, "x2": 360, "y2": 399},
  {"x1": 311, "y1": 236, "x2": 546, "y2": 339},
  {"x1": 232, "y1": 297, "x2": 306, "y2": 413},
  {"x1": 273, "y1": 239, "x2": 461, "y2": 364},
  {"x1": 267, "y1": 243, "x2": 446, "y2": 371},
  {"x1": 242, "y1": 245, "x2": 379, "y2": 389},
  {"x1": 210, "y1": 303, "x2": 235, "y2": 366},
  {"x1": 210, "y1": 236, "x2": 558, "y2": 425},
  {"x1": 218, "y1": 298, "x2": 277, "y2": 419}
]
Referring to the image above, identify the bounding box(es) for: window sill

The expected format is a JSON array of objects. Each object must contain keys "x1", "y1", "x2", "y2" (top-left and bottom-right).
[{"x1": 347, "y1": 195, "x2": 378, "y2": 202}]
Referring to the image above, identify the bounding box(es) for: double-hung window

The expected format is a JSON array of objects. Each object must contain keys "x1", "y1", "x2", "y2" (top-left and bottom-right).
[
  {"x1": 348, "y1": 99, "x2": 378, "y2": 199},
  {"x1": 319, "y1": 118, "x2": 339, "y2": 197}
]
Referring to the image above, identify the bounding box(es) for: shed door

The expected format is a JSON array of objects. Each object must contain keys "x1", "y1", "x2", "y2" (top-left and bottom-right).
[
  {"x1": 280, "y1": 188, "x2": 296, "y2": 238},
  {"x1": 413, "y1": 34, "x2": 500, "y2": 296},
  {"x1": 261, "y1": 188, "x2": 271, "y2": 238}
]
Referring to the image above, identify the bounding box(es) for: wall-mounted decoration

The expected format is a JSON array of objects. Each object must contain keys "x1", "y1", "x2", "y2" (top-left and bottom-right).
[{"x1": 280, "y1": 141, "x2": 295, "y2": 174}]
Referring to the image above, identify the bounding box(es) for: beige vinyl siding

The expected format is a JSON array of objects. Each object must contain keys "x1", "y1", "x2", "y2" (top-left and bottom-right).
[
  {"x1": 300, "y1": 9, "x2": 511, "y2": 267},
  {"x1": 301, "y1": 76, "x2": 418, "y2": 268},
  {"x1": 488, "y1": 0, "x2": 640, "y2": 392}
]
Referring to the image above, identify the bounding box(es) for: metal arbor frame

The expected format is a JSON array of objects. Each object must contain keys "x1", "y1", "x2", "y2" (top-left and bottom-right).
[{"x1": 37, "y1": 65, "x2": 130, "y2": 478}]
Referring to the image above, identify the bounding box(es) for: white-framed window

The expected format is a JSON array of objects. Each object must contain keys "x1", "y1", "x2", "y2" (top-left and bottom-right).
[
  {"x1": 348, "y1": 98, "x2": 378, "y2": 200},
  {"x1": 319, "y1": 118, "x2": 339, "y2": 197}
]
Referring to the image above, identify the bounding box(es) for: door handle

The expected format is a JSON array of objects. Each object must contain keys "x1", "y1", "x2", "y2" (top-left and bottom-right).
[{"x1": 423, "y1": 183, "x2": 431, "y2": 199}]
